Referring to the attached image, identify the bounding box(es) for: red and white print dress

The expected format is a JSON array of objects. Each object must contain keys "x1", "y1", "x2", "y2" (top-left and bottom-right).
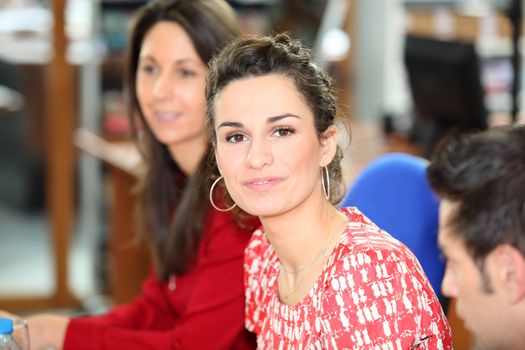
[{"x1": 244, "y1": 207, "x2": 453, "y2": 349}]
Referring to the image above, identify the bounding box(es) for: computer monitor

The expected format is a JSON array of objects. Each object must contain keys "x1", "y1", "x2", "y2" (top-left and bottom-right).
[{"x1": 404, "y1": 35, "x2": 488, "y2": 157}]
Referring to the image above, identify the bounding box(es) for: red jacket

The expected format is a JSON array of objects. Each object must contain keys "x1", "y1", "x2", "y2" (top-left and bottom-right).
[{"x1": 64, "y1": 209, "x2": 257, "y2": 349}]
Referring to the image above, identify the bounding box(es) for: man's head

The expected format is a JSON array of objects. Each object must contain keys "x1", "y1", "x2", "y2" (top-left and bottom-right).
[{"x1": 427, "y1": 124, "x2": 525, "y2": 349}]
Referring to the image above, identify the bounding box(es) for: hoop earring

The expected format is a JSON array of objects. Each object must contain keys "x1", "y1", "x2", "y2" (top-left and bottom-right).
[
  {"x1": 321, "y1": 166, "x2": 330, "y2": 201},
  {"x1": 209, "y1": 176, "x2": 237, "y2": 212}
]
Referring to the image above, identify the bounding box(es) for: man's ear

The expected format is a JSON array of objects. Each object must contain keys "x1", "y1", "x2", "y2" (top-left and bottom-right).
[
  {"x1": 493, "y1": 244, "x2": 525, "y2": 304},
  {"x1": 320, "y1": 125, "x2": 338, "y2": 167}
]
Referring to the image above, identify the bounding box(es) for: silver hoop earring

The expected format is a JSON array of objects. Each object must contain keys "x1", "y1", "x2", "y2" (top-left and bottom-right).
[
  {"x1": 209, "y1": 176, "x2": 237, "y2": 212},
  {"x1": 321, "y1": 166, "x2": 330, "y2": 201}
]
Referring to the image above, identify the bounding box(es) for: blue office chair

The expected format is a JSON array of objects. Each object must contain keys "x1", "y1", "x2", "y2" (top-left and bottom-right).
[{"x1": 340, "y1": 152, "x2": 446, "y2": 303}]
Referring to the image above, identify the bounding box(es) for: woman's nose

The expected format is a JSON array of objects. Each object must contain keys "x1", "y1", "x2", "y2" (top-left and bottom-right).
[
  {"x1": 245, "y1": 138, "x2": 273, "y2": 169},
  {"x1": 152, "y1": 73, "x2": 173, "y2": 100}
]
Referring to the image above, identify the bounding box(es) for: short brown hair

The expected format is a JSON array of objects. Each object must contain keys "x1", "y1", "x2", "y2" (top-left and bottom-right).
[{"x1": 428, "y1": 125, "x2": 525, "y2": 264}]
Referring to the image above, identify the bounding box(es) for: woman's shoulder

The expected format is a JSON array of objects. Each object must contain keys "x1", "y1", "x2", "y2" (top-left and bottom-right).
[
  {"x1": 331, "y1": 206, "x2": 422, "y2": 274},
  {"x1": 244, "y1": 226, "x2": 276, "y2": 334},
  {"x1": 245, "y1": 226, "x2": 269, "y2": 261},
  {"x1": 338, "y1": 207, "x2": 404, "y2": 250},
  {"x1": 244, "y1": 226, "x2": 277, "y2": 290}
]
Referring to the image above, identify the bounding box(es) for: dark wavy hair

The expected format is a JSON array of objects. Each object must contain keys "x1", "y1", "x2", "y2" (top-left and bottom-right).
[
  {"x1": 205, "y1": 33, "x2": 350, "y2": 211},
  {"x1": 125, "y1": 0, "x2": 241, "y2": 279},
  {"x1": 428, "y1": 124, "x2": 525, "y2": 268}
]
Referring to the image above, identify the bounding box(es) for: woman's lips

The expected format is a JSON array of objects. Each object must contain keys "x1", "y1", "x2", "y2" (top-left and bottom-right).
[
  {"x1": 243, "y1": 177, "x2": 284, "y2": 191},
  {"x1": 155, "y1": 111, "x2": 181, "y2": 122}
]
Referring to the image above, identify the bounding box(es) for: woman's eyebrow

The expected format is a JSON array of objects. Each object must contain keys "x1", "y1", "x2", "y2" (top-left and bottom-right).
[
  {"x1": 217, "y1": 113, "x2": 300, "y2": 129},
  {"x1": 218, "y1": 121, "x2": 243, "y2": 129},
  {"x1": 267, "y1": 113, "x2": 300, "y2": 123}
]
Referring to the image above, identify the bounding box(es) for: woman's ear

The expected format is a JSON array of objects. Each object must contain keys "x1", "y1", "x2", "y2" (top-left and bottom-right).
[
  {"x1": 214, "y1": 151, "x2": 223, "y2": 175},
  {"x1": 320, "y1": 125, "x2": 338, "y2": 167}
]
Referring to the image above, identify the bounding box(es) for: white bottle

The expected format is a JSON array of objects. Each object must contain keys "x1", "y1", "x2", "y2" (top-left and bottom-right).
[{"x1": 0, "y1": 318, "x2": 21, "y2": 350}]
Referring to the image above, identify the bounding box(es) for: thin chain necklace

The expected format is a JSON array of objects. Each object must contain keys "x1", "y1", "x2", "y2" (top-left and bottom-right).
[
  {"x1": 279, "y1": 240, "x2": 331, "y2": 275},
  {"x1": 278, "y1": 221, "x2": 343, "y2": 301},
  {"x1": 280, "y1": 251, "x2": 329, "y2": 301},
  {"x1": 281, "y1": 275, "x2": 306, "y2": 301}
]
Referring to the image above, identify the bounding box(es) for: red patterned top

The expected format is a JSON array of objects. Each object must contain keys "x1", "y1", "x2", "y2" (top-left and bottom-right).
[{"x1": 244, "y1": 207, "x2": 452, "y2": 349}]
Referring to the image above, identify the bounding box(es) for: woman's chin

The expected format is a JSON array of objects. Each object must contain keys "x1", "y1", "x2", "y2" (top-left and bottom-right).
[
  {"x1": 237, "y1": 206, "x2": 266, "y2": 218},
  {"x1": 237, "y1": 204, "x2": 287, "y2": 219}
]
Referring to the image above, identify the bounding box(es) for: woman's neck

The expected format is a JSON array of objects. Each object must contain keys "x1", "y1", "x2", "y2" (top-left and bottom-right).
[
  {"x1": 262, "y1": 195, "x2": 346, "y2": 272},
  {"x1": 167, "y1": 133, "x2": 207, "y2": 176}
]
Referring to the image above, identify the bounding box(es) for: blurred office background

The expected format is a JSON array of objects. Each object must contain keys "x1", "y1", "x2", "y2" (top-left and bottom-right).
[{"x1": 0, "y1": 0, "x2": 523, "y2": 348}]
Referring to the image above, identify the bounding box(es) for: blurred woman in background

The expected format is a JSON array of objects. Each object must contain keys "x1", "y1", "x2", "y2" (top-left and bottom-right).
[{"x1": 1, "y1": 1, "x2": 257, "y2": 349}]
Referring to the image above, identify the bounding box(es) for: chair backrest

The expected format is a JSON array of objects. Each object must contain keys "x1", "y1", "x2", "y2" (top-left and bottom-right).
[{"x1": 340, "y1": 152, "x2": 445, "y2": 300}]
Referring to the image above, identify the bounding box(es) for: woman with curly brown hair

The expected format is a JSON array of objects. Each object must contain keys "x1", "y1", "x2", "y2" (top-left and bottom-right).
[{"x1": 206, "y1": 33, "x2": 452, "y2": 349}]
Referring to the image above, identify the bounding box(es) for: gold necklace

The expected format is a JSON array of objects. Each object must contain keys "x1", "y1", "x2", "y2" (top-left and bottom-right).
[
  {"x1": 280, "y1": 270, "x2": 308, "y2": 301},
  {"x1": 279, "y1": 241, "x2": 330, "y2": 275},
  {"x1": 280, "y1": 255, "x2": 327, "y2": 301},
  {"x1": 279, "y1": 223, "x2": 343, "y2": 301}
]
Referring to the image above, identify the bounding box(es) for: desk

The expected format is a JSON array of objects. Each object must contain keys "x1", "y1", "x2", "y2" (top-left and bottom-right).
[{"x1": 75, "y1": 128, "x2": 150, "y2": 305}]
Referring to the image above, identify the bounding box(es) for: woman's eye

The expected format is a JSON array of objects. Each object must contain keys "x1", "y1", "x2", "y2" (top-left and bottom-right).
[
  {"x1": 179, "y1": 68, "x2": 196, "y2": 77},
  {"x1": 225, "y1": 133, "x2": 246, "y2": 143},
  {"x1": 273, "y1": 127, "x2": 295, "y2": 137},
  {"x1": 140, "y1": 64, "x2": 157, "y2": 75}
]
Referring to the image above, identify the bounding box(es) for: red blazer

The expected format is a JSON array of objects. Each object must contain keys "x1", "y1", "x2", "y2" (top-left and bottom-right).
[{"x1": 64, "y1": 209, "x2": 257, "y2": 349}]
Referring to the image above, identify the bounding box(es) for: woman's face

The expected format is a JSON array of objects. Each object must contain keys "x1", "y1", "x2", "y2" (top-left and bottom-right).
[
  {"x1": 136, "y1": 21, "x2": 208, "y2": 151},
  {"x1": 213, "y1": 74, "x2": 336, "y2": 218}
]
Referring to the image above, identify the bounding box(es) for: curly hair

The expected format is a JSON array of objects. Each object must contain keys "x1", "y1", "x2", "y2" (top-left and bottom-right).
[{"x1": 205, "y1": 33, "x2": 350, "y2": 210}]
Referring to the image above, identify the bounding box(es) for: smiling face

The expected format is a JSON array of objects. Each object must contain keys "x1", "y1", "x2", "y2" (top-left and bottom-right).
[
  {"x1": 438, "y1": 200, "x2": 511, "y2": 349},
  {"x1": 136, "y1": 21, "x2": 208, "y2": 153},
  {"x1": 213, "y1": 74, "x2": 336, "y2": 218}
]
